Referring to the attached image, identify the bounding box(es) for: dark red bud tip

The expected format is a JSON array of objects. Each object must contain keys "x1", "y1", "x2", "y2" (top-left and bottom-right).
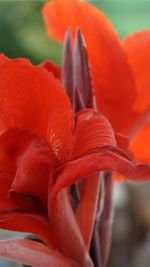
[
  {"x1": 62, "y1": 30, "x2": 74, "y2": 104},
  {"x1": 73, "y1": 28, "x2": 94, "y2": 112}
]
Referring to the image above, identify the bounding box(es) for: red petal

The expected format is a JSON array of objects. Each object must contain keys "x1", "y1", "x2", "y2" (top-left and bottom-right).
[
  {"x1": 0, "y1": 129, "x2": 57, "y2": 211},
  {"x1": 0, "y1": 239, "x2": 78, "y2": 267},
  {"x1": 50, "y1": 149, "x2": 150, "y2": 198},
  {"x1": 115, "y1": 132, "x2": 134, "y2": 159},
  {"x1": 0, "y1": 54, "x2": 73, "y2": 162},
  {"x1": 117, "y1": 108, "x2": 150, "y2": 162},
  {"x1": 11, "y1": 138, "x2": 58, "y2": 206},
  {"x1": 76, "y1": 173, "x2": 101, "y2": 250},
  {"x1": 0, "y1": 128, "x2": 34, "y2": 162},
  {"x1": 98, "y1": 172, "x2": 113, "y2": 267},
  {"x1": 42, "y1": 0, "x2": 136, "y2": 131},
  {"x1": 72, "y1": 109, "x2": 116, "y2": 159},
  {"x1": 115, "y1": 133, "x2": 129, "y2": 151},
  {"x1": 0, "y1": 149, "x2": 15, "y2": 174},
  {"x1": 130, "y1": 123, "x2": 150, "y2": 163},
  {"x1": 40, "y1": 60, "x2": 61, "y2": 80},
  {"x1": 122, "y1": 30, "x2": 150, "y2": 113},
  {"x1": 0, "y1": 172, "x2": 16, "y2": 211},
  {"x1": 119, "y1": 109, "x2": 150, "y2": 139},
  {"x1": 0, "y1": 212, "x2": 55, "y2": 247},
  {"x1": 122, "y1": 31, "x2": 150, "y2": 162},
  {"x1": 48, "y1": 189, "x2": 93, "y2": 266}
]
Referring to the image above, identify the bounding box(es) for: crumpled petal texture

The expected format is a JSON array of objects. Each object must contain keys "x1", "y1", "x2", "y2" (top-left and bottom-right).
[{"x1": 0, "y1": 54, "x2": 73, "y2": 162}]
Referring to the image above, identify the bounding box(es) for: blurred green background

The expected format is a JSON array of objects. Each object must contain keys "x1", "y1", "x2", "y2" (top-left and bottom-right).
[{"x1": 0, "y1": 0, "x2": 149, "y2": 65}]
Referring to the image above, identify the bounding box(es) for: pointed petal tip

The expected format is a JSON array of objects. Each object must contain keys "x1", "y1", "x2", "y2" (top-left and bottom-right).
[
  {"x1": 62, "y1": 29, "x2": 74, "y2": 104},
  {"x1": 75, "y1": 27, "x2": 85, "y2": 46},
  {"x1": 73, "y1": 30, "x2": 93, "y2": 111},
  {"x1": 64, "y1": 29, "x2": 72, "y2": 43}
]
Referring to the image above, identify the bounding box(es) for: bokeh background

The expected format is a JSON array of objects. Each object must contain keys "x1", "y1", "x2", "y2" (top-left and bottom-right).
[
  {"x1": 0, "y1": 0, "x2": 150, "y2": 64},
  {"x1": 0, "y1": 1, "x2": 150, "y2": 267}
]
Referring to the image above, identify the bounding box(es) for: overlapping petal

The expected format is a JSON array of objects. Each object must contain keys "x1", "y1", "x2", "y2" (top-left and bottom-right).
[
  {"x1": 40, "y1": 60, "x2": 61, "y2": 80},
  {"x1": 49, "y1": 110, "x2": 150, "y2": 210},
  {"x1": 0, "y1": 213, "x2": 55, "y2": 247},
  {"x1": 50, "y1": 149, "x2": 150, "y2": 201},
  {"x1": 0, "y1": 239, "x2": 78, "y2": 267},
  {"x1": 0, "y1": 172, "x2": 16, "y2": 211},
  {"x1": 122, "y1": 30, "x2": 150, "y2": 113},
  {"x1": 11, "y1": 138, "x2": 57, "y2": 205},
  {"x1": 122, "y1": 31, "x2": 150, "y2": 161},
  {"x1": 75, "y1": 173, "x2": 101, "y2": 250},
  {"x1": 42, "y1": 0, "x2": 136, "y2": 131},
  {"x1": 72, "y1": 109, "x2": 116, "y2": 159},
  {"x1": 0, "y1": 128, "x2": 34, "y2": 162},
  {"x1": 130, "y1": 123, "x2": 150, "y2": 163},
  {"x1": 0, "y1": 3, "x2": 149, "y2": 264},
  {"x1": 0, "y1": 54, "x2": 73, "y2": 162},
  {"x1": 48, "y1": 189, "x2": 93, "y2": 265},
  {"x1": 47, "y1": 110, "x2": 134, "y2": 263},
  {"x1": 0, "y1": 150, "x2": 15, "y2": 174},
  {"x1": 0, "y1": 128, "x2": 56, "y2": 211}
]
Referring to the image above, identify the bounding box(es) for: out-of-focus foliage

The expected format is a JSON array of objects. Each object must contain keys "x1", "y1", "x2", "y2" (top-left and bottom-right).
[
  {"x1": 0, "y1": 0, "x2": 61, "y2": 64},
  {"x1": 0, "y1": 0, "x2": 149, "y2": 65},
  {"x1": 89, "y1": 0, "x2": 150, "y2": 38}
]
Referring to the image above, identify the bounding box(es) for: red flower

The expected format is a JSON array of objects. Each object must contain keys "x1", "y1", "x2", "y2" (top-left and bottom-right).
[
  {"x1": 0, "y1": 54, "x2": 150, "y2": 266},
  {"x1": 42, "y1": 0, "x2": 150, "y2": 163}
]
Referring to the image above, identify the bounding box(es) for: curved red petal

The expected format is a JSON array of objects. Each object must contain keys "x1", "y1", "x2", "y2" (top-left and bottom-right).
[
  {"x1": 51, "y1": 148, "x2": 150, "y2": 198},
  {"x1": 0, "y1": 54, "x2": 73, "y2": 162},
  {"x1": 122, "y1": 30, "x2": 150, "y2": 113},
  {"x1": 130, "y1": 123, "x2": 150, "y2": 163},
  {"x1": 0, "y1": 172, "x2": 16, "y2": 211},
  {"x1": 0, "y1": 239, "x2": 78, "y2": 267},
  {"x1": 0, "y1": 150, "x2": 15, "y2": 174},
  {"x1": 11, "y1": 138, "x2": 58, "y2": 206},
  {"x1": 42, "y1": 0, "x2": 136, "y2": 131},
  {"x1": 0, "y1": 129, "x2": 56, "y2": 211},
  {"x1": 0, "y1": 128, "x2": 34, "y2": 162},
  {"x1": 0, "y1": 212, "x2": 54, "y2": 247},
  {"x1": 72, "y1": 109, "x2": 116, "y2": 159},
  {"x1": 48, "y1": 189, "x2": 93, "y2": 266},
  {"x1": 40, "y1": 60, "x2": 61, "y2": 80},
  {"x1": 76, "y1": 173, "x2": 101, "y2": 250}
]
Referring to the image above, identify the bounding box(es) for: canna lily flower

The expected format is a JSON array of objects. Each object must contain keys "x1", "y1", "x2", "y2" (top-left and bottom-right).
[
  {"x1": 42, "y1": 0, "x2": 150, "y2": 164},
  {"x1": 0, "y1": 54, "x2": 150, "y2": 266}
]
